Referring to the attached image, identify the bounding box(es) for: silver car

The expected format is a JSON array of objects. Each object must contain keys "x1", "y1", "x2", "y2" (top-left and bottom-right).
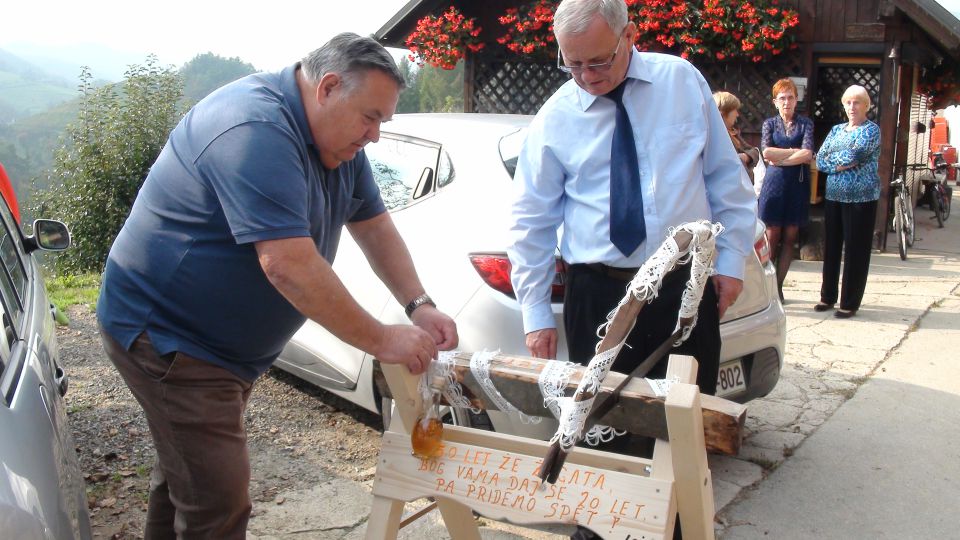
[
  {"x1": 0, "y1": 197, "x2": 89, "y2": 539},
  {"x1": 275, "y1": 113, "x2": 785, "y2": 435}
]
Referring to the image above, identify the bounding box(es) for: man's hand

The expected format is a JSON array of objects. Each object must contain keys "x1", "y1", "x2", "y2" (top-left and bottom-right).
[
  {"x1": 713, "y1": 275, "x2": 744, "y2": 319},
  {"x1": 373, "y1": 325, "x2": 438, "y2": 375},
  {"x1": 411, "y1": 305, "x2": 458, "y2": 350},
  {"x1": 525, "y1": 328, "x2": 558, "y2": 359}
]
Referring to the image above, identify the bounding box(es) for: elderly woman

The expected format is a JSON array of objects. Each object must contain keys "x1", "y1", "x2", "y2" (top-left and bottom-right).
[
  {"x1": 714, "y1": 91, "x2": 761, "y2": 183},
  {"x1": 814, "y1": 85, "x2": 881, "y2": 318},
  {"x1": 760, "y1": 78, "x2": 814, "y2": 301}
]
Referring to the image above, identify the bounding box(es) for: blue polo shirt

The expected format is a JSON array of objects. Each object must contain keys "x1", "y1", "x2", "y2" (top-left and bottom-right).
[{"x1": 97, "y1": 64, "x2": 386, "y2": 381}]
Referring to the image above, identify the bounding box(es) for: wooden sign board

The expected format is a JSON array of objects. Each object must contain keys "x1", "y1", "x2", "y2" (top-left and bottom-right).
[
  {"x1": 374, "y1": 427, "x2": 674, "y2": 539},
  {"x1": 366, "y1": 356, "x2": 715, "y2": 540}
]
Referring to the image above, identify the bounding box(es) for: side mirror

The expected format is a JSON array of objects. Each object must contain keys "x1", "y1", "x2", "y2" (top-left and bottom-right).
[
  {"x1": 413, "y1": 167, "x2": 435, "y2": 200},
  {"x1": 24, "y1": 219, "x2": 71, "y2": 253}
]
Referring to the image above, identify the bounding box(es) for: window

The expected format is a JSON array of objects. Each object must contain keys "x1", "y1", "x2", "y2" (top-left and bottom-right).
[
  {"x1": 366, "y1": 135, "x2": 442, "y2": 211},
  {"x1": 0, "y1": 220, "x2": 24, "y2": 327}
]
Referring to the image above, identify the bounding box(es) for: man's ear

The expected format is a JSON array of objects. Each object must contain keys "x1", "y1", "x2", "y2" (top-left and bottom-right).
[{"x1": 316, "y1": 72, "x2": 342, "y2": 105}]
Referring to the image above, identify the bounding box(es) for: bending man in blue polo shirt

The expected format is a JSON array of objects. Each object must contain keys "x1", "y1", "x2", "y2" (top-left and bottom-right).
[{"x1": 97, "y1": 33, "x2": 458, "y2": 538}]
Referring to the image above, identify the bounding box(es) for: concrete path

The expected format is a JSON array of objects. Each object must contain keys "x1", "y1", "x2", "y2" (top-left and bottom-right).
[{"x1": 716, "y1": 189, "x2": 960, "y2": 538}]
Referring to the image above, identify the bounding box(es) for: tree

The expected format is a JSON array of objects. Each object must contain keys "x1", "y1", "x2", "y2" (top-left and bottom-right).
[
  {"x1": 180, "y1": 52, "x2": 257, "y2": 106},
  {"x1": 32, "y1": 56, "x2": 184, "y2": 273},
  {"x1": 417, "y1": 63, "x2": 463, "y2": 112},
  {"x1": 396, "y1": 57, "x2": 420, "y2": 113}
]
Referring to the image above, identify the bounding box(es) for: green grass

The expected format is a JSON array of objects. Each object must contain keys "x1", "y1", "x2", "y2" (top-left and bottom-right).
[{"x1": 46, "y1": 272, "x2": 100, "y2": 313}]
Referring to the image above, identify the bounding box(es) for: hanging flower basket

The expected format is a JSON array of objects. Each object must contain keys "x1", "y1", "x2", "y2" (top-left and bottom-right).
[
  {"x1": 404, "y1": 1, "x2": 800, "y2": 69},
  {"x1": 627, "y1": 0, "x2": 800, "y2": 62},
  {"x1": 497, "y1": 0, "x2": 557, "y2": 58},
  {"x1": 405, "y1": 6, "x2": 485, "y2": 70}
]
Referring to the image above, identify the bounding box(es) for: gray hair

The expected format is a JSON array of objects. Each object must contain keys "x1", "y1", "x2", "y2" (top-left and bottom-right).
[
  {"x1": 841, "y1": 84, "x2": 871, "y2": 109},
  {"x1": 554, "y1": 0, "x2": 628, "y2": 36},
  {"x1": 301, "y1": 32, "x2": 405, "y2": 93}
]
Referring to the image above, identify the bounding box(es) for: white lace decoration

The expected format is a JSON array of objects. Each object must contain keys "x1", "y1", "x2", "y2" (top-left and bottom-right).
[
  {"x1": 674, "y1": 221, "x2": 723, "y2": 343},
  {"x1": 646, "y1": 376, "x2": 681, "y2": 398},
  {"x1": 470, "y1": 350, "x2": 540, "y2": 424},
  {"x1": 423, "y1": 351, "x2": 481, "y2": 413},
  {"x1": 546, "y1": 220, "x2": 723, "y2": 452},
  {"x1": 538, "y1": 360, "x2": 623, "y2": 447}
]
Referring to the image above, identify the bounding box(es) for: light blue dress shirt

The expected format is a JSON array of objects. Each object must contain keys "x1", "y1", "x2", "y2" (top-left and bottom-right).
[{"x1": 508, "y1": 49, "x2": 758, "y2": 334}]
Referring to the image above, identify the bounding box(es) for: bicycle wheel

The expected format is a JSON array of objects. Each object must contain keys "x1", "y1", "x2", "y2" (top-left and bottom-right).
[
  {"x1": 937, "y1": 184, "x2": 950, "y2": 223},
  {"x1": 905, "y1": 189, "x2": 915, "y2": 246},
  {"x1": 895, "y1": 194, "x2": 907, "y2": 260},
  {"x1": 932, "y1": 184, "x2": 944, "y2": 228}
]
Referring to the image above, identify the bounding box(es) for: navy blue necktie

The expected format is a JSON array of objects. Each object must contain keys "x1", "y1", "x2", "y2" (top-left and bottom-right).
[{"x1": 606, "y1": 81, "x2": 646, "y2": 256}]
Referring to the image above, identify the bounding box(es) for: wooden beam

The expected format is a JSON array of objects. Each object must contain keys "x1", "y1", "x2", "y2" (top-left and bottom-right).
[{"x1": 374, "y1": 352, "x2": 747, "y2": 456}]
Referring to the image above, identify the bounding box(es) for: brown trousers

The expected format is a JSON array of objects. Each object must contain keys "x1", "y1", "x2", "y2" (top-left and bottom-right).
[{"x1": 99, "y1": 326, "x2": 253, "y2": 540}]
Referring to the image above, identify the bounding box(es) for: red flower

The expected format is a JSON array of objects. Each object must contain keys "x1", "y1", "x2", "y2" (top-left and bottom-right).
[{"x1": 405, "y1": 6, "x2": 484, "y2": 70}]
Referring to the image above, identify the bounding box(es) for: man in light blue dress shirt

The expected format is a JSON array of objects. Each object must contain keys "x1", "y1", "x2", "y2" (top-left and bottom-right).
[{"x1": 508, "y1": 0, "x2": 757, "y2": 404}]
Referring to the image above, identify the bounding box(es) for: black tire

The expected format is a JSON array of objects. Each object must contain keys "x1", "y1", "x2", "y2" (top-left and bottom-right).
[
  {"x1": 446, "y1": 407, "x2": 495, "y2": 431},
  {"x1": 905, "y1": 193, "x2": 915, "y2": 247},
  {"x1": 895, "y1": 197, "x2": 907, "y2": 260},
  {"x1": 938, "y1": 185, "x2": 951, "y2": 222},
  {"x1": 933, "y1": 184, "x2": 945, "y2": 228}
]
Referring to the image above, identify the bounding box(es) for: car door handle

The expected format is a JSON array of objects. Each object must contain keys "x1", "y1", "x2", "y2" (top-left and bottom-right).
[
  {"x1": 2, "y1": 312, "x2": 15, "y2": 346},
  {"x1": 55, "y1": 363, "x2": 69, "y2": 396}
]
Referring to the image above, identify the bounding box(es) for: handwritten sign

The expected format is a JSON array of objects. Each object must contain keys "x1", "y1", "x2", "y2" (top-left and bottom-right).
[{"x1": 372, "y1": 430, "x2": 674, "y2": 539}]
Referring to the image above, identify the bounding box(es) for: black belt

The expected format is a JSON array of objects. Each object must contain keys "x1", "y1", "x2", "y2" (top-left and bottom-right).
[
  {"x1": 580, "y1": 263, "x2": 640, "y2": 282},
  {"x1": 575, "y1": 262, "x2": 694, "y2": 284}
]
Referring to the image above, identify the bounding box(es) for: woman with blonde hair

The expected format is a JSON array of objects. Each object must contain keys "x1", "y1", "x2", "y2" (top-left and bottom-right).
[
  {"x1": 713, "y1": 91, "x2": 761, "y2": 183},
  {"x1": 759, "y1": 78, "x2": 814, "y2": 301},
  {"x1": 814, "y1": 85, "x2": 881, "y2": 318}
]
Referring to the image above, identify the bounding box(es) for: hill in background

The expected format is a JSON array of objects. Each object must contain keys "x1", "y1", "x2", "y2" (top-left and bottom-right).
[
  {"x1": 0, "y1": 49, "x2": 77, "y2": 122},
  {"x1": 0, "y1": 51, "x2": 259, "y2": 203}
]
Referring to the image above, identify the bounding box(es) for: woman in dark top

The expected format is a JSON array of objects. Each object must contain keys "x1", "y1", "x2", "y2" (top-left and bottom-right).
[{"x1": 760, "y1": 78, "x2": 814, "y2": 301}]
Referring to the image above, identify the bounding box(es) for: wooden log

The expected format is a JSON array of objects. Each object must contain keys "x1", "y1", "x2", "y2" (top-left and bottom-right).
[{"x1": 373, "y1": 352, "x2": 746, "y2": 456}]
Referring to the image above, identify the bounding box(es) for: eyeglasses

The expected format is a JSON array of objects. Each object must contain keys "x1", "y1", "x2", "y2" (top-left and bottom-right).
[
  {"x1": 774, "y1": 95, "x2": 797, "y2": 103},
  {"x1": 557, "y1": 35, "x2": 623, "y2": 75}
]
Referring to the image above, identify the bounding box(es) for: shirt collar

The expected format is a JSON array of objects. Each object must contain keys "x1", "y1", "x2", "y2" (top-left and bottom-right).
[
  {"x1": 279, "y1": 62, "x2": 316, "y2": 149},
  {"x1": 576, "y1": 48, "x2": 651, "y2": 111}
]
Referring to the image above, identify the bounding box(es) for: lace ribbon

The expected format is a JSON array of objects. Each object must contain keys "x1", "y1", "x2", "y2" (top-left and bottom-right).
[
  {"x1": 538, "y1": 360, "x2": 623, "y2": 447},
  {"x1": 422, "y1": 351, "x2": 481, "y2": 414},
  {"x1": 470, "y1": 350, "x2": 540, "y2": 424},
  {"x1": 546, "y1": 220, "x2": 723, "y2": 451}
]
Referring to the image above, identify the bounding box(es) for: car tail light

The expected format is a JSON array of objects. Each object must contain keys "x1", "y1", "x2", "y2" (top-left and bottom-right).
[
  {"x1": 754, "y1": 234, "x2": 771, "y2": 265},
  {"x1": 468, "y1": 253, "x2": 566, "y2": 302}
]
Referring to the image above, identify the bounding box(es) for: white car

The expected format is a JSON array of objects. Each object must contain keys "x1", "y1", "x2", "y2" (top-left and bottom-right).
[{"x1": 275, "y1": 113, "x2": 785, "y2": 436}]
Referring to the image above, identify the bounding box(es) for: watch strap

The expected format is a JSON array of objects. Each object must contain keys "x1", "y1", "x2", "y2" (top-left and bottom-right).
[{"x1": 404, "y1": 293, "x2": 436, "y2": 318}]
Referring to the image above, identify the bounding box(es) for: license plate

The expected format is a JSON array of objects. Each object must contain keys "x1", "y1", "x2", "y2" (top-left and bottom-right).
[{"x1": 716, "y1": 359, "x2": 746, "y2": 398}]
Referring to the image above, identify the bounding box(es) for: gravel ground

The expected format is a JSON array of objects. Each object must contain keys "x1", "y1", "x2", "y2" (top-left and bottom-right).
[{"x1": 59, "y1": 305, "x2": 386, "y2": 539}]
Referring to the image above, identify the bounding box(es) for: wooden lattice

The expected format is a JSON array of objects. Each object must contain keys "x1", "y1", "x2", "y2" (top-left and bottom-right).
[
  {"x1": 472, "y1": 55, "x2": 570, "y2": 114},
  {"x1": 697, "y1": 54, "x2": 806, "y2": 140},
  {"x1": 468, "y1": 51, "x2": 805, "y2": 140},
  {"x1": 813, "y1": 66, "x2": 881, "y2": 124}
]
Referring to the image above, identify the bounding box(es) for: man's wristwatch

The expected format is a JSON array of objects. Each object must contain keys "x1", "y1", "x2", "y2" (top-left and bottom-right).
[{"x1": 404, "y1": 293, "x2": 436, "y2": 318}]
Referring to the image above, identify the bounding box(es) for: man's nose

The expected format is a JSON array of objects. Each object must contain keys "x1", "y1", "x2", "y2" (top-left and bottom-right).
[{"x1": 367, "y1": 123, "x2": 381, "y2": 143}]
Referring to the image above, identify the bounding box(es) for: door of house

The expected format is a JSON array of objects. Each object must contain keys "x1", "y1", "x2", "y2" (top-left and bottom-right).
[{"x1": 812, "y1": 57, "x2": 883, "y2": 149}]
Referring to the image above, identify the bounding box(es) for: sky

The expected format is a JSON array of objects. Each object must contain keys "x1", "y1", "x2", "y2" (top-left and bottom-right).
[
  {"x1": 3, "y1": 0, "x2": 960, "y2": 80},
  {"x1": 1, "y1": 0, "x2": 410, "y2": 77}
]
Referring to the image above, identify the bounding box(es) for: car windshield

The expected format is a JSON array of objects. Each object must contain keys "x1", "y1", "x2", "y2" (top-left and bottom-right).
[{"x1": 498, "y1": 128, "x2": 526, "y2": 179}]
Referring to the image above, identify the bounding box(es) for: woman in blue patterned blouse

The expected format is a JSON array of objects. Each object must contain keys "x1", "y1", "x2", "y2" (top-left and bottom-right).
[
  {"x1": 814, "y1": 85, "x2": 881, "y2": 318},
  {"x1": 760, "y1": 78, "x2": 815, "y2": 301}
]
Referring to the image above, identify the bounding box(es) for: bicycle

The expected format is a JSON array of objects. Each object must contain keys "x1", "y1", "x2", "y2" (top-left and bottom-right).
[
  {"x1": 890, "y1": 168, "x2": 916, "y2": 260},
  {"x1": 928, "y1": 152, "x2": 952, "y2": 228}
]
